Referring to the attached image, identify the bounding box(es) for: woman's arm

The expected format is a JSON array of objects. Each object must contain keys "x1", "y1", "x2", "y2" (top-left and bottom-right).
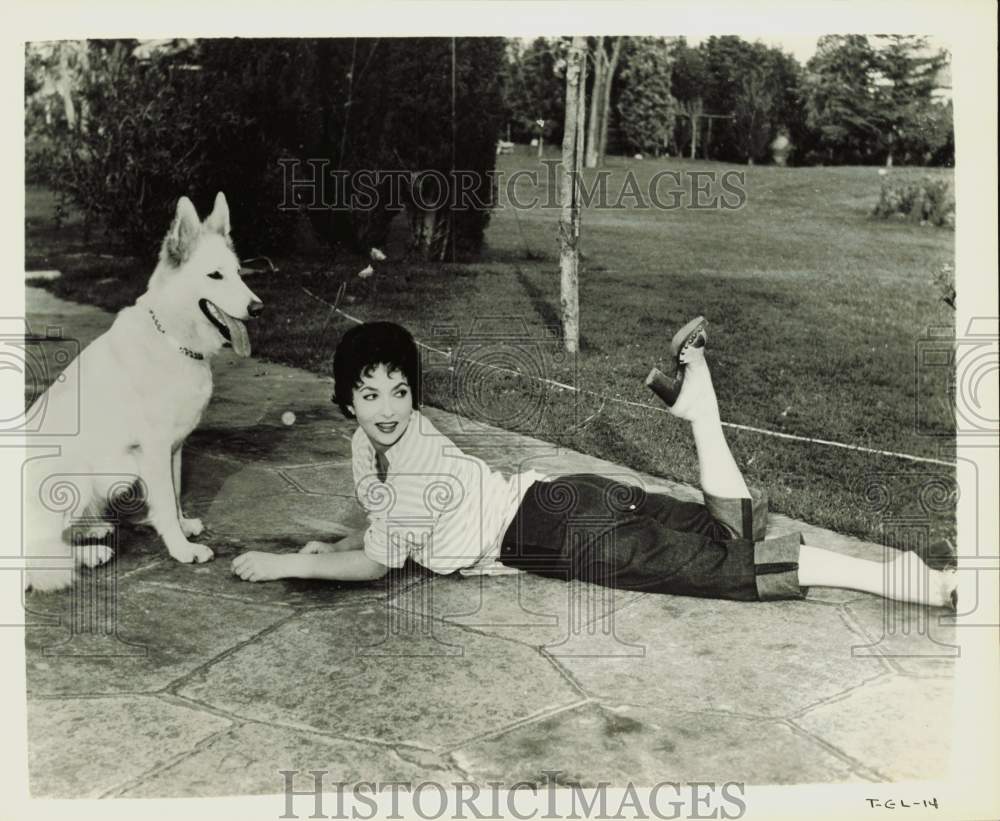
[
  {"x1": 296, "y1": 548, "x2": 388, "y2": 581},
  {"x1": 301, "y1": 529, "x2": 366, "y2": 554},
  {"x1": 231, "y1": 544, "x2": 388, "y2": 583}
]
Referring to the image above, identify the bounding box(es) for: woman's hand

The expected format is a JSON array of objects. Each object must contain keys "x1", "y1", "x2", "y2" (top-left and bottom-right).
[{"x1": 232, "y1": 551, "x2": 300, "y2": 582}]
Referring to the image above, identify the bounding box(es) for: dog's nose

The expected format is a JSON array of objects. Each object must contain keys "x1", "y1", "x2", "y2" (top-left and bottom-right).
[{"x1": 248, "y1": 300, "x2": 264, "y2": 318}]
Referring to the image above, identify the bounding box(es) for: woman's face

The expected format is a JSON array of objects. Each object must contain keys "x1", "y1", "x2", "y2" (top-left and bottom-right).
[{"x1": 349, "y1": 364, "x2": 414, "y2": 452}]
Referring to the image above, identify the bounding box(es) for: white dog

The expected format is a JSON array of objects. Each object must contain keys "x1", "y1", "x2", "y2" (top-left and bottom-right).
[{"x1": 23, "y1": 193, "x2": 263, "y2": 592}]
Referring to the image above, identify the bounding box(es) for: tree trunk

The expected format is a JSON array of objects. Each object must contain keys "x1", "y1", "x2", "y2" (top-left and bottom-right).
[
  {"x1": 56, "y1": 44, "x2": 77, "y2": 129},
  {"x1": 560, "y1": 37, "x2": 587, "y2": 354},
  {"x1": 683, "y1": 99, "x2": 702, "y2": 159},
  {"x1": 584, "y1": 37, "x2": 605, "y2": 168},
  {"x1": 409, "y1": 206, "x2": 449, "y2": 261},
  {"x1": 596, "y1": 37, "x2": 623, "y2": 163}
]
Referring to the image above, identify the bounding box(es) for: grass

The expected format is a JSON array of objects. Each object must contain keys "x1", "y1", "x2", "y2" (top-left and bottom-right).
[{"x1": 25, "y1": 148, "x2": 957, "y2": 545}]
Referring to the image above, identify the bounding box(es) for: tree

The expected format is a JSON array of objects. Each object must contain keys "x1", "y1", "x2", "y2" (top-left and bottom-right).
[
  {"x1": 669, "y1": 37, "x2": 705, "y2": 103},
  {"x1": 732, "y1": 62, "x2": 774, "y2": 164},
  {"x1": 766, "y1": 49, "x2": 812, "y2": 165},
  {"x1": 595, "y1": 38, "x2": 623, "y2": 161},
  {"x1": 871, "y1": 35, "x2": 949, "y2": 166},
  {"x1": 804, "y1": 35, "x2": 881, "y2": 163},
  {"x1": 803, "y1": 35, "x2": 951, "y2": 166},
  {"x1": 696, "y1": 36, "x2": 806, "y2": 164},
  {"x1": 667, "y1": 38, "x2": 706, "y2": 157},
  {"x1": 584, "y1": 36, "x2": 624, "y2": 167},
  {"x1": 698, "y1": 35, "x2": 749, "y2": 159},
  {"x1": 677, "y1": 98, "x2": 703, "y2": 158},
  {"x1": 730, "y1": 44, "x2": 806, "y2": 164},
  {"x1": 507, "y1": 37, "x2": 566, "y2": 146},
  {"x1": 583, "y1": 35, "x2": 604, "y2": 167},
  {"x1": 559, "y1": 36, "x2": 587, "y2": 354},
  {"x1": 615, "y1": 37, "x2": 676, "y2": 157}
]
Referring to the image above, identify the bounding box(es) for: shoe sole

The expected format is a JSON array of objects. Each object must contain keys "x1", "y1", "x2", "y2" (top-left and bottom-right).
[{"x1": 669, "y1": 316, "x2": 707, "y2": 358}]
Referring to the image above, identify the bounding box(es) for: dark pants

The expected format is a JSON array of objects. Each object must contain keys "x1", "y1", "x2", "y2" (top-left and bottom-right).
[{"x1": 498, "y1": 474, "x2": 804, "y2": 602}]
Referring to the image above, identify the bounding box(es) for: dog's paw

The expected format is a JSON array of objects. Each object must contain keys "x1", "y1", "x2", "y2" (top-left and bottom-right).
[
  {"x1": 78, "y1": 544, "x2": 115, "y2": 569},
  {"x1": 82, "y1": 523, "x2": 113, "y2": 540},
  {"x1": 180, "y1": 517, "x2": 205, "y2": 538},
  {"x1": 168, "y1": 541, "x2": 215, "y2": 564},
  {"x1": 25, "y1": 568, "x2": 76, "y2": 593}
]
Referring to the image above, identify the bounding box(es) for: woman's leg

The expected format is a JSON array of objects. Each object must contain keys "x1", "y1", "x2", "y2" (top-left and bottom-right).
[
  {"x1": 653, "y1": 325, "x2": 955, "y2": 609},
  {"x1": 669, "y1": 342, "x2": 751, "y2": 500},
  {"x1": 798, "y1": 543, "x2": 956, "y2": 607}
]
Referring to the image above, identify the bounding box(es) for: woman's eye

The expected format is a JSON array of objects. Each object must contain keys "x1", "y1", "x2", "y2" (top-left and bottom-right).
[{"x1": 207, "y1": 271, "x2": 223, "y2": 280}]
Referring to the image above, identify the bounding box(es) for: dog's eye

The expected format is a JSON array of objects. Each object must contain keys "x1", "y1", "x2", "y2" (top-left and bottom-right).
[{"x1": 207, "y1": 271, "x2": 223, "y2": 280}]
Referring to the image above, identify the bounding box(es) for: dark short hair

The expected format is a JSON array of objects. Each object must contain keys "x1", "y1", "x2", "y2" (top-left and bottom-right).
[{"x1": 332, "y1": 321, "x2": 421, "y2": 419}]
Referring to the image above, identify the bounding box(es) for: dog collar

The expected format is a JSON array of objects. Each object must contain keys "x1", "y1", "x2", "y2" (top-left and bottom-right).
[{"x1": 148, "y1": 308, "x2": 205, "y2": 360}]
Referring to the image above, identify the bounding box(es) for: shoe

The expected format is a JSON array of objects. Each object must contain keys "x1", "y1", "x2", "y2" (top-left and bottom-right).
[
  {"x1": 912, "y1": 539, "x2": 956, "y2": 572},
  {"x1": 645, "y1": 316, "x2": 707, "y2": 407},
  {"x1": 670, "y1": 315, "x2": 708, "y2": 360}
]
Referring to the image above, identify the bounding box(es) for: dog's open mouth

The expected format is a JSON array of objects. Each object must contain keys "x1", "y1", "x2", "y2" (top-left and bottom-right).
[{"x1": 199, "y1": 299, "x2": 252, "y2": 357}]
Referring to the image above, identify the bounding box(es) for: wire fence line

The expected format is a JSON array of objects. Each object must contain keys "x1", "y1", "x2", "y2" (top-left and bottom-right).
[{"x1": 301, "y1": 286, "x2": 958, "y2": 469}]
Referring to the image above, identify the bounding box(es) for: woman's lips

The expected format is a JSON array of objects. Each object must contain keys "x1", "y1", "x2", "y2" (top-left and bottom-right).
[{"x1": 375, "y1": 422, "x2": 398, "y2": 433}]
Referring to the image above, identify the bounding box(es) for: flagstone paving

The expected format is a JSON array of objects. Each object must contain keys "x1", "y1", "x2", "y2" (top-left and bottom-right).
[{"x1": 21, "y1": 287, "x2": 957, "y2": 798}]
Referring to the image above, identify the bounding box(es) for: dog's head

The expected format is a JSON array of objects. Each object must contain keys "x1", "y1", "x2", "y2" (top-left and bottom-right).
[{"x1": 150, "y1": 193, "x2": 264, "y2": 357}]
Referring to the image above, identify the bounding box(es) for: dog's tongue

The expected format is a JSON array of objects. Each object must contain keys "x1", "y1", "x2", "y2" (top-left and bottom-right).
[{"x1": 222, "y1": 312, "x2": 251, "y2": 357}]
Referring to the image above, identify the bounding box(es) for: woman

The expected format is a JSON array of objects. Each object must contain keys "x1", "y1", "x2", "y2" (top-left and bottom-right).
[{"x1": 231, "y1": 318, "x2": 957, "y2": 611}]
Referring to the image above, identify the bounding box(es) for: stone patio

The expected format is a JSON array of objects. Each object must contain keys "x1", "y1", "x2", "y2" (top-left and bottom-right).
[{"x1": 21, "y1": 287, "x2": 957, "y2": 799}]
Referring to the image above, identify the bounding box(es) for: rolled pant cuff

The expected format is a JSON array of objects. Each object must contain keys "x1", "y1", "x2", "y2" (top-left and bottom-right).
[
  {"x1": 704, "y1": 487, "x2": 769, "y2": 541},
  {"x1": 754, "y1": 532, "x2": 806, "y2": 600}
]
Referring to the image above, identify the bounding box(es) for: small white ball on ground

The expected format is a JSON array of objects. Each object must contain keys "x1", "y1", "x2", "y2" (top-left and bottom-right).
[{"x1": 281, "y1": 411, "x2": 296, "y2": 426}]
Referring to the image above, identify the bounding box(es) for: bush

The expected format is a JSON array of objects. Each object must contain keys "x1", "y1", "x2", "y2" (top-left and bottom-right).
[
  {"x1": 932, "y1": 262, "x2": 955, "y2": 309},
  {"x1": 27, "y1": 38, "x2": 506, "y2": 263},
  {"x1": 29, "y1": 41, "x2": 314, "y2": 258},
  {"x1": 306, "y1": 37, "x2": 506, "y2": 260},
  {"x1": 872, "y1": 175, "x2": 954, "y2": 227}
]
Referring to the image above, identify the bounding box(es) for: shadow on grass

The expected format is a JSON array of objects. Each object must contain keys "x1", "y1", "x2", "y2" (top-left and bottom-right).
[{"x1": 514, "y1": 265, "x2": 601, "y2": 354}]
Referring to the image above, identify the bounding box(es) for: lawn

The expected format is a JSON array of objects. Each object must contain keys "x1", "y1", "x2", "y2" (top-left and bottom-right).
[{"x1": 25, "y1": 148, "x2": 957, "y2": 544}]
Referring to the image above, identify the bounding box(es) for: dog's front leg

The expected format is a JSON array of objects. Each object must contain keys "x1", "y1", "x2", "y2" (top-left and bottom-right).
[
  {"x1": 172, "y1": 446, "x2": 204, "y2": 538},
  {"x1": 142, "y1": 445, "x2": 213, "y2": 564}
]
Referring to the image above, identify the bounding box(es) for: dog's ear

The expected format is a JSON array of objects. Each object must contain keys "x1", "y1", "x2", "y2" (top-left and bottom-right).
[
  {"x1": 204, "y1": 192, "x2": 231, "y2": 238},
  {"x1": 160, "y1": 196, "x2": 202, "y2": 268}
]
